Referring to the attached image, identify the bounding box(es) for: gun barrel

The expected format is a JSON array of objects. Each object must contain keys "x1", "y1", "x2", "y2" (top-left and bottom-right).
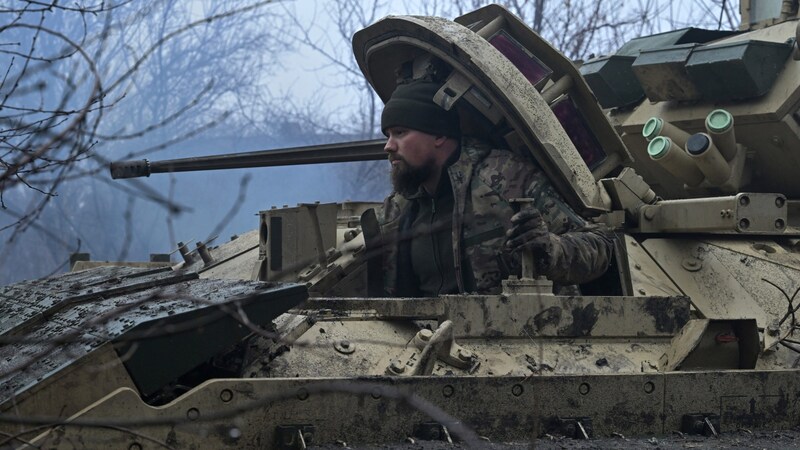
[{"x1": 110, "y1": 139, "x2": 387, "y2": 179}]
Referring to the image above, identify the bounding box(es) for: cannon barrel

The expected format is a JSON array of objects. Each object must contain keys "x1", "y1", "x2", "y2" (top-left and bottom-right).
[{"x1": 110, "y1": 139, "x2": 387, "y2": 179}]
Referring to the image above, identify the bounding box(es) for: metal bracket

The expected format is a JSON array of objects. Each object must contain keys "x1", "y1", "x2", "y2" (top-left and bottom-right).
[
  {"x1": 601, "y1": 167, "x2": 657, "y2": 223},
  {"x1": 562, "y1": 417, "x2": 593, "y2": 439},
  {"x1": 276, "y1": 425, "x2": 315, "y2": 449},
  {"x1": 552, "y1": 417, "x2": 593, "y2": 439},
  {"x1": 434, "y1": 71, "x2": 471, "y2": 111},
  {"x1": 413, "y1": 422, "x2": 453, "y2": 443},
  {"x1": 638, "y1": 193, "x2": 788, "y2": 234},
  {"x1": 681, "y1": 413, "x2": 720, "y2": 437},
  {"x1": 408, "y1": 321, "x2": 480, "y2": 375}
]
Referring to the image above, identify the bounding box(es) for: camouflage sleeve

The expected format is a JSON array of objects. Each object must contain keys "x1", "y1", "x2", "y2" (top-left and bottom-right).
[
  {"x1": 517, "y1": 156, "x2": 614, "y2": 285},
  {"x1": 377, "y1": 192, "x2": 402, "y2": 226},
  {"x1": 545, "y1": 224, "x2": 613, "y2": 284}
]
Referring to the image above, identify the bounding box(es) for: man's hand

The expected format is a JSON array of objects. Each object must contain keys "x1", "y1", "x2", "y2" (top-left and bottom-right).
[{"x1": 505, "y1": 207, "x2": 562, "y2": 275}]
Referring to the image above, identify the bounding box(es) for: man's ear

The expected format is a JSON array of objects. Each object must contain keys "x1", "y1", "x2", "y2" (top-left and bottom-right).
[{"x1": 433, "y1": 135, "x2": 448, "y2": 148}]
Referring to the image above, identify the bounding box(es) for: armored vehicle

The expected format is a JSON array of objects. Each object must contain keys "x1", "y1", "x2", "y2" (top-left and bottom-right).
[{"x1": 3, "y1": 1, "x2": 800, "y2": 447}]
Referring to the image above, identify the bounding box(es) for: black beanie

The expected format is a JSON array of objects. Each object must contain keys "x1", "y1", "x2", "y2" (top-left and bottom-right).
[{"x1": 380, "y1": 80, "x2": 460, "y2": 138}]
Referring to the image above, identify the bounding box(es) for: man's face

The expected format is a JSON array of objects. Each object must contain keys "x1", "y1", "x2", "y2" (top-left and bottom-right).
[{"x1": 384, "y1": 127, "x2": 437, "y2": 196}]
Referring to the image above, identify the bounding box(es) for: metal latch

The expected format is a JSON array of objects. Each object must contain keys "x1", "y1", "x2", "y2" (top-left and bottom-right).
[
  {"x1": 553, "y1": 417, "x2": 593, "y2": 439},
  {"x1": 681, "y1": 413, "x2": 720, "y2": 436},
  {"x1": 395, "y1": 320, "x2": 480, "y2": 376},
  {"x1": 276, "y1": 425, "x2": 315, "y2": 449},
  {"x1": 413, "y1": 422, "x2": 453, "y2": 443}
]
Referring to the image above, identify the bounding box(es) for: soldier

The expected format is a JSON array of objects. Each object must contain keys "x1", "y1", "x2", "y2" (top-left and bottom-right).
[{"x1": 378, "y1": 79, "x2": 613, "y2": 296}]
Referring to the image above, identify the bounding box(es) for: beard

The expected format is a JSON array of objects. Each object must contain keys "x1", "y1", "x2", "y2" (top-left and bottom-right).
[{"x1": 390, "y1": 157, "x2": 433, "y2": 197}]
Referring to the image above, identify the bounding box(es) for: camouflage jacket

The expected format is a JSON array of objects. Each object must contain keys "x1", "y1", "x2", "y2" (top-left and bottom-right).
[{"x1": 378, "y1": 137, "x2": 613, "y2": 295}]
